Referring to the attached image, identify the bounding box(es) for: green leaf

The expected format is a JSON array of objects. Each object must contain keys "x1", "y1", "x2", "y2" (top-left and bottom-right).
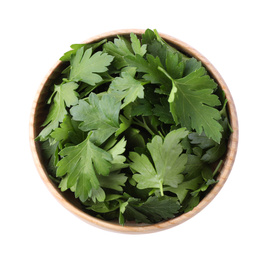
[
  {"x1": 188, "y1": 131, "x2": 217, "y2": 149},
  {"x1": 130, "y1": 128, "x2": 188, "y2": 195},
  {"x1": 165, "y1": 154, "x2": 205, "y2": 203},
  {"x1": 124, "y1": 127, "x2": 146, "y2": 151},
  {"x1": 165, "y1": 51, "x2": 185, "y2": 79},
  {"x1": 69, "y1": 47, "x2": 114, "y2": 85},
  {"x1": 56, "y1": 134, "x2": 113, "y2": 202},
  {"x1": 38, "y1": 82, "x2": 79, "y2": 140},
  {"x1": 190, "y1": 167, "x2": 218, "y2": 197},
  {"x1": 60, "y1": 43, "x2": 87, "y2": 62},
  {"x1": 138, "y1": 196, "x2": 180, "y2": 222},
  {"x1": 165, "y1": 175, "x2": 203, "y2": 203},
  {"x1": 115, "y1": 114, "x2": 132, "y2": 136},
  {"x1": 142, "y1": 29, "x2": 189, "y2": 61},
  {"x1": 107, "y1": 137, "x2": 128, "y2": 171},
  {"x1": 201, "y1": 141, "x2": 227, "y2": 163},
  {"x1": 121, "y1": 196, "x2": 180, "y2": 224},
  {"x1": 120, "y1": 198, "x2": 150, "y2": 223},
  {"x1": 103, "y1": 33, "x2": 147, "y2": 70},
  {"x1": 70, "y1": 93, "x2": 121, "y2": 145},
  {"x1": 60, "y1": 39, "x2": 107, "y2": 62},
  {"x1": 146, "y1": 39, "x2": 185, "y2": 80},
  {"x1": 130, "y1": 33, "x2": 147, "y2": 56},
  {"x1": 41, "y1": 139, "x2": 59, "y2": 176},
  {"x1": 167, "y1": 68, "x2": 223, "y2": 143},
  {"x1": 152, "y1": 97, "x2": 175, "y2": 124},
  {"x1": 183, "y1": 195, "x2": 200, "y2": 213},
  {"x1": 109, "y1": 70, "x2": 145, "y2": 108},
  {"x1": 201, "y1": 118, "x2": 230, "y2": 163},
  {"x1": 86, "y1": 194, "x2": 122, "y2": 214},
  {"x1": 131, "y1": 98, "x2": 153, "y2": 117},
  {"x1": 183, "y1": 58, "x2": 202, "y2": 76},
  {"x1": 98, "y1": 171, "x2": 127, "y2": 192},
  {"x1": 50, "y1": 114, "x2": 84, "y2": 145},
  {"x1": 141, "y1": 28, "x2": 157, "y2": 45},
  {"x1": 172, "y1": 67, "x2": 218, "y2": 91},
  {"x1": 103, "y1": 35, "x2": 134, "y2": 69},
  {"x1": 125, "y1": 54, "x2": 170, "y2": 87}
]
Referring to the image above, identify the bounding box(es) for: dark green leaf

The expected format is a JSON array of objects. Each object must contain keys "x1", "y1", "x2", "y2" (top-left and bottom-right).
[
  {"x1": 121, "y1": 196, "x2": 180, "y2": 224},
  {"x1": 168, "y1": 69, "x2": 223, "y2": 143}
]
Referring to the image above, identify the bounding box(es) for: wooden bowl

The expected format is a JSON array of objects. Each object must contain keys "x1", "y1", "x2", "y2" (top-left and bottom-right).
[{"x1": 29, "y1": 29, "x2": 238, "y2": 234}]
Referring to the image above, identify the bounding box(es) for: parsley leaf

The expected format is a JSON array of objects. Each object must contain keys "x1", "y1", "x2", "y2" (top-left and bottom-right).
[
  {"x1": 41, "y1": 139, "x2": 59, "y2": 176},
  {"x1": 98, "y1": 171, "x2": 127, "y2": 192},
  {"x1": 70, "y1": 93, "x2": 121, "y2": 145},
  {"x1": 60, "y1": 39, "x2": 107, "y2": 62},
  {"x1": 103, "y1": 34, "x2": 147, "y2": 69},
  {"x1": 56, "y1": 133, "x2": 113, "y2": 202},
  {"x1": 69, "y1": 47, "x2": 114, "y2": 85},
  {"x1": 38, "y1": 82, "x2": 79, "y2": 140},
  {"x1": 130, "y1": 32, "x2": 147, "y2": 56},
  {"x1": 109, "y1": 69, "x2": 145, "y2": 108},
  {"x1": 152, "y1": 97, "x2": 175, "y2": 124},
  {"x1": 50, "y1": 114, "x2": 85, "y2": 145},
  {"x1": 165, "y1": 67, "x2": 223, "y2": 143},
  {"x1": 106, "y1": 137, "x2": 128, "y2": 171},
  {"x1": 125, "y1": 54, "x2": 170, "y2": 87},
  {"x1": 120, "y1": 196, "x2": 180, "y2": 224},
  {"x1": 103, "y1": 35, "x2": 134, "y2": 69},
  {"x1": 130, "y1": 128, "x2": 188, "y2": 195}
]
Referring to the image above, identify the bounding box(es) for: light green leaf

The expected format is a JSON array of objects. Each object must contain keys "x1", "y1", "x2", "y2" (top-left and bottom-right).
[
  {"x1": 70, "y1": 93, "x2": 121, "y2": 145},
  {"x1": 107, "y1": 137, "x2": 128, "y2": 171},
  {"x1": 69, "y1": 47, "x2": 114, "y2": 85},
  {"x1": 130, "y1": 128, "x2": 189, "y2": 195},
  {"x1": 50, "y1": 114, "x2": 84, "y2": 145},
  {"x1": 103, "y1": 35, "x2": 134, "y2": 69},
  {"x1": 109, "y1": 70, "x2": 145, "y2": 108},
  {"x1": 60, "y1": 39, "x2": 107, "y2": 62},
  {"x1": 130, "y1": 33, "x2": 147, "y2": 56},
  {"x1": 38, "y1": 82, "x2": 79, "y2": 140},
  {"x1": 56, "y1": 134, "x2": 113, "y2": 202}
]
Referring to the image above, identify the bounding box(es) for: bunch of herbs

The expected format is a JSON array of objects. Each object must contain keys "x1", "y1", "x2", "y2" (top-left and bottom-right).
[{"x1": 37, "y1": 29, "x2": 231, "y2": 225}]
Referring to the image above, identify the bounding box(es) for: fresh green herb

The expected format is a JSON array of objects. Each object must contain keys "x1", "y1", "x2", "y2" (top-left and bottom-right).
[{"x1": 37, "y1": 29, "x2": 231, "y2": 225}]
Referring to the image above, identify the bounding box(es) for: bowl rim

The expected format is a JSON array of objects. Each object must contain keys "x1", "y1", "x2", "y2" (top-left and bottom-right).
[{"x1": 29, "y1": 29, "x2": 238, "y2": 234}]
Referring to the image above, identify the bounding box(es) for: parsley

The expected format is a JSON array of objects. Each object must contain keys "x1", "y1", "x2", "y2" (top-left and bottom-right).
[
  {"x1": 37, "y1": 29, "x2": 232, "y2": 225},
  {"x1": 38, "y1": 82, "x2": 79, "y2": 140},
  {"x1": 130, "y1": 129, "x2": 188, "y2": 196},
  {"x1": 70, "y1": 93, "x2": 121, "y2": 145}
]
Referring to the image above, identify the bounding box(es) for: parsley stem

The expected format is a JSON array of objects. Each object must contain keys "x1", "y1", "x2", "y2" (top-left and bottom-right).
[
  {"x1": 213, "y1": 159, "x2": 223, "y2": 177},
  {"x1": 158, "y1": 131, "x2": 164, "y2": 139},
  {"x1": 133, "y1": 118, "x2": 156, "y2": 136},
  {"x1": 159, "y1": 181, "x2": 164, "y2": 196}
]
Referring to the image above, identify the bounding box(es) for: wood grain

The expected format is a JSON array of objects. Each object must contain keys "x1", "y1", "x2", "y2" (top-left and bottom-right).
[{"x1": 29, "y1": 29, "x2": 238, "y2": 234}]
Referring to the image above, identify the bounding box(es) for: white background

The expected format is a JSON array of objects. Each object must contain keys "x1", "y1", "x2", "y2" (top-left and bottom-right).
[{"x1": 1, "y1": 0, "x2": 265, "y2": 259}]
